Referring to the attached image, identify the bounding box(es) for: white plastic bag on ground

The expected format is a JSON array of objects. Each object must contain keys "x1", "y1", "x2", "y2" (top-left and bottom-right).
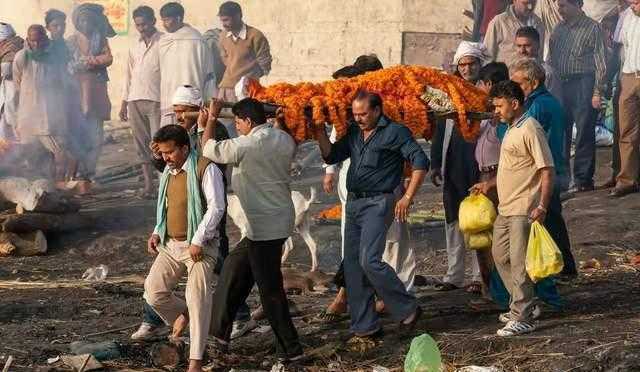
[{"x1": 571, "y1": 125, "x2": 613, "y2": 148}]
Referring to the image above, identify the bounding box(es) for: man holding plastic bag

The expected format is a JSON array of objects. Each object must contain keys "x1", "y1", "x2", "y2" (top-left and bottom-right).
[{"x1": 489, "y1": 81, "x2": 555, "y2": 337}]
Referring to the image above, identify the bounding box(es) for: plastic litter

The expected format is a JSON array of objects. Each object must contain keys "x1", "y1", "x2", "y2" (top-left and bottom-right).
[
  {"x1": 82, "y1": 264, "x2": 109, "y2": 281},
  {"x1": 526, "y1": 222, "x2": 564, "y2": 282},
  {"x1": 456, "y1": 366, "x2": 501, "y2": 372},
  {"x1": 459, "y1": 194, "x2": 497, "y2": 234},
  {"x1": 404, "y1": 333, "x2": 441, "y2": 372},
  {"x1": 70, "y1": 340, "x2": 121, "y2": 361}
]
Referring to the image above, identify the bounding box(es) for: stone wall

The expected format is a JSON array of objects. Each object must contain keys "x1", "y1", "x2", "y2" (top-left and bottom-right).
[{"x1": 1, "y1": 0, "x2": 471, "y2": 118}]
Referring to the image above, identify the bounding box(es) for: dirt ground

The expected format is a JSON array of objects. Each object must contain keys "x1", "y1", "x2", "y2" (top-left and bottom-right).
[{"x1": 1, "y1": 130, "x2": 640, "y2": 372}]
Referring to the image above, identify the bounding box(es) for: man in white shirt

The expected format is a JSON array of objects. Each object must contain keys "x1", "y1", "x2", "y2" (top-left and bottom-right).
[
  {"x1": 158, "y1": 2, "x2": 216, "y2": 126},
  {"x1": 201, "y1": 98, "x2": 303, "y2": 363},
  {"x1": 611, "y1": 0, "x2": 640, "y2": 197},
  {"x1": 143, "y1": 124, "x2": 225, "y2": 372},
  {"x1": 120, "y1": 6, "x2": 163, "y2": 197}
]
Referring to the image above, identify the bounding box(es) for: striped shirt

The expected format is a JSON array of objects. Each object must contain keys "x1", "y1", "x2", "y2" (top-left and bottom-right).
[
  {"x1": 549, "y1": 13, "x2": 607, "y2": 96},
  {"x1": 619, "y1": 8, "x2": 640, "y2": 74}
]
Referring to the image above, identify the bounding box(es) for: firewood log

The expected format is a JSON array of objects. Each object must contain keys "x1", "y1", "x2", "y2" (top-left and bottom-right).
[{"x1": 0, "y1": 230, "x2": 47, "y2": 256}]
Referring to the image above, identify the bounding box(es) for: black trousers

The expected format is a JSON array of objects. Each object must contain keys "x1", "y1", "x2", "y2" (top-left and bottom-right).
[
  {"x1": 209, "y1": 238, "x2": 302, "y2": 357},
  {"x1": 544, "y1": 191, "x2": 577, "y2": 276},
  {"x1": 561, "y1": 74, "x2": 598, "y2": 187}
]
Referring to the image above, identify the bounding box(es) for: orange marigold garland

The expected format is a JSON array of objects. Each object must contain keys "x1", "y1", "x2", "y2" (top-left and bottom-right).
[{"x1": 249, "y1": 65, "x2": 488, "y2": 142}]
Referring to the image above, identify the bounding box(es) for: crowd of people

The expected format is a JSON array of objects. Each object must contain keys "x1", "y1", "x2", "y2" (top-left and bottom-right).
[{"x1": 1, "y1": 0, "x2": 639, "y2": 371}]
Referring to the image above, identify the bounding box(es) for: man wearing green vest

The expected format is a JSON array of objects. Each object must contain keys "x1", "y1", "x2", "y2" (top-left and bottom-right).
[{"x1": 143, "y1": 124, "x2": 226, "y2": 372}]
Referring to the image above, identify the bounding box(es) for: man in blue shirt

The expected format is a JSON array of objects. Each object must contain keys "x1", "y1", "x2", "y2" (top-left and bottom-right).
[
  {"x1": 314, "y1": 90, "x2": 429, "y2": 341},
  {"x1": 511, "y1": 58, "x2": 578, "y2": 280}
]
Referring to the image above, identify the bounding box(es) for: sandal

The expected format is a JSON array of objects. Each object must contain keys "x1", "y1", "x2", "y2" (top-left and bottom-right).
[
  {"x1": 346, "y1": 329, "x2": 384, "y2": 353},
  {"x1": 311, "y1": 309, "x2": 347, "y2": 324},
  {"x1": 434, "y1": 282, "x2": 459, "y2": 291},
  {"x1": 465, "y1": 282, "x2": 482, "y2": 294}
]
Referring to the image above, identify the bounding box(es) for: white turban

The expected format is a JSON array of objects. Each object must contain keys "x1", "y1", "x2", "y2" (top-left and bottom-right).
[
  {"x1": 0, "y1": 23, "x2": 15, "y2": 42},
  {"x1": 452, "y1": 41, "x2": 489, "y2": 66},
  {"x1": 172, "y1": 85, "x2": 203, "y2": 107}
]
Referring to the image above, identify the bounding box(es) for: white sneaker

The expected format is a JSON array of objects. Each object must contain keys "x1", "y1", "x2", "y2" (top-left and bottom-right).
[
  {"x1": 498, "y1": 305, "x2": 541, "y2": 324},
  {"x1": 131, "y1": 322, "x2": 169, "y2": 341},
  {"x1": 230, "y1": 318, "x2": 258, "y2": 340},
  {"x1": 497, "y1": 320, "x2": 537, "y2": 337}
]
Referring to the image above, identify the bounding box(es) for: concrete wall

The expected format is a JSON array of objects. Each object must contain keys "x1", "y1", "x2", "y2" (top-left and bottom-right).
[{"x1": 1, "y1": 0, "x2": 471, "y2": 117}]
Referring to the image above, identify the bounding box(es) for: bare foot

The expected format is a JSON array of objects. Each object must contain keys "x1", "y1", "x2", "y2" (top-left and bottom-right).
[
  {"x1": 327, "y1": 288, "x2": 348, "y2": 314},
  {"x1": 171, "y1": 313, "x2": 188, "y2": 340},
  {"x1": 375, "y1": 300, "x2": 385, "y2": 314},
  {"x1": 188, "y1": 359, "x2": 203, "y2": 372}
]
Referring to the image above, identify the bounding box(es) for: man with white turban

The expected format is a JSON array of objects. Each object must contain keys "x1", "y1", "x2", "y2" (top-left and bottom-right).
[
  {"x1": 0, "y1": 23, "x2": 23, "y2": 140},
  {"x1": 428, "y1": 41, "x2": 484, "y2": 293}
]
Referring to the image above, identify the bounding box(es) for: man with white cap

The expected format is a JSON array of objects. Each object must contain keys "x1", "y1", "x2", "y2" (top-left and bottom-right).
[
  {"x1": 428, "y1": 41, "x2": 484, "y2": 293},
  {"x1": 0, "y1": 23, "x2": 22, "y2": 140},
  {"x1": 141, "y1": 122, "x2": 225, "y2": 372}
]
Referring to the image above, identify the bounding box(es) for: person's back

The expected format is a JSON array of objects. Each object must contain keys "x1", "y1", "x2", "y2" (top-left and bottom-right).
[{"x1": 229, "y1": 124, "x2": 296, "y2": 238}]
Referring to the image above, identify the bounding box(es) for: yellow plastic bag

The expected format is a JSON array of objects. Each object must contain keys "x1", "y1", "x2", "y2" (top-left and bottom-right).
[
  {"x1": 465, "y1": 230, "x2": 493, "y2": 250},
  {"x1": 526, "y1": 221, "x2": 564, "y2": 282},
  {"x1": 458, "y1": 193, "x2": 497, "y2": 234}
]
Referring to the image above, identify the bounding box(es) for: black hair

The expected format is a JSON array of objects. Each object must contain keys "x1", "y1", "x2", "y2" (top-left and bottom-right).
[
  {"x1": 332, "y1": 65, "x2": 363, "y2": 79},
  {"x1": 133, "y1": 6, "x2": 155, "y2": 21},
  {"x1": 489, "y1": 80, "x2": 525, "y2": 105},
  {"x1": 353, "y1": 54, "x2": 384, "y2": 73},
  {"x1": 232, "y1": 98, "x2": 266, "y2": 125},
  {"x1": 160, "y1": 2, "x2": 184, "y2": 19},
  {"x1": 218, "y1": 1, "x2": 242, "y2": 17},
  {"x1": 28, "y1": 24, "x2": 47, "y2": 37},
  {"x1": 353, "y1": 90, "x2": 383, "y2": 111},
  {"x1": 479, "y1": 62, "x2": 509, "y2": 85},
  {"x1": 45, "y1": 9, "x2": 66, "y2": 26},
  {"x1": 515, "y1": 26, "x2": 540, "y2": 44},
  {"x1": 153, "y1": 124, "x2": 190, "y2": 148}
]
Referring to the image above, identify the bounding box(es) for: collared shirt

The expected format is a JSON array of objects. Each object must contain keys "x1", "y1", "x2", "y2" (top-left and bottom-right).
[
  {"x1": 323, "y1": 115, "x2": 429, "y2": 193},
  {"x1": 227, "y1": 23, "x2": 247, "y2": 42},
  {"x1": 484, "y1": 5, "x2": 545, "y2": 63},
  {"x1": 497, "y1": 114, "x2": 555, "y2": 216},
  {"x1": 475, "y1": 119, "x2": 501, "y2": 169},
  {"x1": 153, "y1": 159, "x2": 226, "y2": 247},
  {"x1": 525, "y1": 85, "x2": 566, "y2": 178},
  {"x1": 203, "y1": 123, "x2": 296, "y2": 241},
  {"x1": 122, "y1": 31, "x2": 163, "y2": 103},
  {"x1": 549, "y1": 13, "x2": 607, "y2": 96},
  {"x1": 619, "y1": 8, "x2": 640, "y2": 74}
]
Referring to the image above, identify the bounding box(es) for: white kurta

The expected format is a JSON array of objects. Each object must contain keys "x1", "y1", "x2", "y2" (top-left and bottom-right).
[
  {"x1": 12, "y1": 49, "x2": 69, "y2": 140},
  {"x1": 159, "y1": 25, "x2": 217, "y2": 125},
  {"x1": 0, "y1": 61, "x2": 17, "y2": 139}
]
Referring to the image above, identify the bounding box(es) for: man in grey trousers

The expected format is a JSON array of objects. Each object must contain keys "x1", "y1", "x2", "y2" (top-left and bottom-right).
[{"x1": 314, "y1": 90, "x2": 429, "y2": 342}]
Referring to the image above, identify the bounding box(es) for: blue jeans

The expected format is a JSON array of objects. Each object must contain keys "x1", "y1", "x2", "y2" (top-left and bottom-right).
[{"x1": 343, "y1": 194, "x2": 417, "y2": 334}]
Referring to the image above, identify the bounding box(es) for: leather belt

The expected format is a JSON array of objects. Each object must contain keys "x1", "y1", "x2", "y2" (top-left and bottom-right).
[
  {"x1": 480, "y1": 164, "x2": 498, "y2": 173},
  {"x1": 347, "y1": 191, "x2": 392, "y2": 200},
  {"x1": 623, "y1": 72, "x2": 640, "y2": 79}
]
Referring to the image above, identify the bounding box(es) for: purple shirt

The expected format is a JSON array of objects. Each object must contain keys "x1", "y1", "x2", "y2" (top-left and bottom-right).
[{"x1": 475, "y1": 119, "x2": 501, "y2": 169}]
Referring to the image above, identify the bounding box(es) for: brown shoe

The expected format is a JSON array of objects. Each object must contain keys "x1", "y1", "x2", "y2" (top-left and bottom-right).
[{"x1": 609, "y1": 185, "x2": 639, "y2": 198}]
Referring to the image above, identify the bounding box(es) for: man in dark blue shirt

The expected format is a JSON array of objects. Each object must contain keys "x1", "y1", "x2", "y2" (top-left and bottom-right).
[{"x1": 315, "y1": 90, "x2": 429, "y2": 340}]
